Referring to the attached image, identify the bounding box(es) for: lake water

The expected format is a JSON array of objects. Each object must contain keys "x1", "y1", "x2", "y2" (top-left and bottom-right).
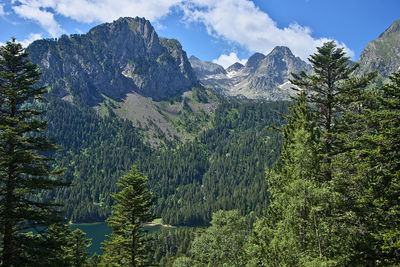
[{"x1": 69, "y1": 222, "x2": 162, "y2": 256}]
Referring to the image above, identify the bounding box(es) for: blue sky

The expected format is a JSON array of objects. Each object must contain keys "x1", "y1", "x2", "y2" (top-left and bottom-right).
[{"x1": 0, "y1": 0, "x2": 399, "y2": 68}]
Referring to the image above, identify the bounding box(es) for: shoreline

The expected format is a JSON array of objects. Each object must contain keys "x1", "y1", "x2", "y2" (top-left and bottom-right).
[
  {"x1": 69, "y1": 221, "x2": 176, "y2": 228},
  {"x1": 144, "y1": 222, "x2": 176, "y2": 228}
]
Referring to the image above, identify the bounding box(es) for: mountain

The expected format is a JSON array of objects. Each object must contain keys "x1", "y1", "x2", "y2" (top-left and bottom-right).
[
  {"x1": 226, "y1": 62, "x2": 244, "y2": 73},
  {"x1": 27, "y1": 17, "x2": 218, "y2": 146},
  {"x1": 191, "y1": 46, "x2": 311, "y2": 100},
  {"x1": 357, "y1": 20, "x2": 400, "y2": 78},
  {"x1": 23, "y1": 17, "x2": 222, "y2": 223},
  {"x1": 27, "y1": 17, "x2": 198, "y2": 105},
  {"x1": 189, "y1": 56, "x2": 227, "y2": 79}
]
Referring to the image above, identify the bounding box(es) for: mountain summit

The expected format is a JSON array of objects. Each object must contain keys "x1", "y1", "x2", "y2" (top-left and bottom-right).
[
  {"x1": 190, "y1": 46, "x2": 311, "y2": 100},
  {"x1": 27, "y1": 17, "x2": 198, "y2": 105},
  {"x1": 357, "y1": 20, "x2": 400, "y2": 77}
]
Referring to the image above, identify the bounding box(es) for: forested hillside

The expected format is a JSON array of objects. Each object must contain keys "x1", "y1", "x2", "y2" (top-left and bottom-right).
[
  {"x1": 42, "y1": 94, "x2": 289, "y2": 224},
  {"x1": 140, "y1": 100, "x2": 288, "y2": 226},
  {"x1": 43, "y1": 97, "x2": 151, "y2": 222}
]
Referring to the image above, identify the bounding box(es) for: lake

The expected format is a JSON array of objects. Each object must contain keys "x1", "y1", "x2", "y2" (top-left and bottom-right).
[{"x1": 69, "y1": 222, "x2": 163, "y2": 255}]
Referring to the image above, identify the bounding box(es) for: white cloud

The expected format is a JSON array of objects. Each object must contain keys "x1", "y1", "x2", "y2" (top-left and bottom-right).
[
  {"x1": 19, "y1": 33, "x2": 42, "y2": 47},
  {"x1": 213, "y1": 52, "x2": 247, "y2": 69},
  {"x1": 180, "y1": 0, "x2": 355, "y2": 60},
  {"x1": 9, "y1": 0, "x2": 355, "y2": 61},
  {"x1": 52, "y1": 0, "x2": 182, "y2": 23},
  {"x1": 0, "y1": 33, "x2": 41, "y2": 47},
  {"x1": 11, "y1": 0, "x2": 182, "y2": 37},
  {"x1": 13, "y1": 2, "x2": 64, "y2": 37},
  {"x1": 0, "y1": 4, "x2": 5, "y2": 16}
]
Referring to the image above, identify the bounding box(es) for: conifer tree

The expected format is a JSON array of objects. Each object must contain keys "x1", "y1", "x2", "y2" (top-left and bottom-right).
[
  {"x1": 290, "y1": 41, "x2": 376, "y2": 181},
  {"x1": 101, "y1": 166, "x2": 154, "y2": 266},
  {"x1": 250, "y1": 93, "x2": 335, "y2": 265},
  {"x1": 332, "y1": 70, "x2": 400, "y2": 264},
  {"x1": 67, "y1": 229, "x2": 91, "y2": 266},
  {"x1": 0, "y1": 38, "x2": 67, "y2": 265},
  {"x1": 250, "y1": 42, "x2": 376, "y2": 265}
]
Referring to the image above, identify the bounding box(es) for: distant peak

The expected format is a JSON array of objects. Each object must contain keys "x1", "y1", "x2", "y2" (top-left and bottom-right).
[
  {"x1": 269, "y1": 46, "x2": 294, "y2": 57},
  {"x1": 379, "y1": 20, "x2": 400, "y2": 38},
  {"x1": 226, "y1": 62, "x2": 244, "y2": 72},
  {"x1": 189, "y1": 55, "x2": 200, "y2": 61},
  {"x1": 246, "y1": 52, "x2": 266, "y2": 68}
]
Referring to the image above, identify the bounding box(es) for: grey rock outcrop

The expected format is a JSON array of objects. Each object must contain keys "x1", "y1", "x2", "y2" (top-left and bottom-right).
[
  {"x1": 27, "y1": 17, "x2": 198, "y2": 105},
  {"x1": 191, "y1": 46, "x2": 311, "y2": 100},
  {"x1": 357, "y1": 20, "x2": 400, "y2": 78}
]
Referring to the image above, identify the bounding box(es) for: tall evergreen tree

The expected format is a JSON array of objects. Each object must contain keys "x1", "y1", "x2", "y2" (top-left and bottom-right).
[
  {"x1": 331, "y1": 70, "x2": 400, "y2": 264},
  {"x1": 249, "y1": 42, "x2": 377, "y2": 265},
  {"x1": 249, "y1": 93, "x2": 335, "y2": 265},
  {"x1": 0, "y1": 38, "x2": 67, "y2": 265},
  {"x1": 101, "y1": 166, "x2": 154, "y2": 266},
  {"x1": 290, "y1": 41, "x2": 376, "y2": 182}
]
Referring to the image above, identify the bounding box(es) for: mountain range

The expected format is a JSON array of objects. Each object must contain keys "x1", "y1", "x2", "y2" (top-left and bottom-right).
[
  {"x1": 28, "y1": 17, "x2": 400, "y2": 111},
  {"x1": 24, "y1": 17, "x2": 400, "y2": 224},
  {"x1": 190, "y1": 46, "x2": 311, "y2": 100}
]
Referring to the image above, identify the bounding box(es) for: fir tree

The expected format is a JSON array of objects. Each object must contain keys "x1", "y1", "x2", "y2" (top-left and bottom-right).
[
  {"x1": 67, "y1": 229, "x2": 91, "y2": 267},
  {"x1": 290, "y1": 41, "x2": 376, "y2": 182},
  {"x1": 0, "y1": 38, "x2": 67, "y2": 265},
  {"x1": 101, "y1": 166, "x2": 154, "y2": 266},
  {"x1": 332, "y1": 70, "x2": 400, "y2": 264},
  {"x1": 250, "y1": 42, "x2": 376, "y2": 265}
]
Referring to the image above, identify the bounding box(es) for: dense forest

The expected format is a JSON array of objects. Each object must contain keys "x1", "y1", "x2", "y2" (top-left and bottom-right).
[
  {"x1": 42, "y1": 91, "x2": 288, "y2": 225},
  {"x1": 141, "y1": 100, "x2": 288, "y2": 226},
  {"x1": 1, "y1": 35, "x2": 399, "y2": 266}
]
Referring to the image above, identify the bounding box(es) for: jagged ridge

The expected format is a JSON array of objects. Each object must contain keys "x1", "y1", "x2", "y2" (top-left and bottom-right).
[{"x1": 27, "y1": 17, "x2": 198, "y2": 105}]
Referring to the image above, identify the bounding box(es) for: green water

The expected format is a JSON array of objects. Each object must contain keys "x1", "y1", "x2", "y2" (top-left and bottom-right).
[{"x1": 69, "y1": 222, "x2": 162, "y2": 256}]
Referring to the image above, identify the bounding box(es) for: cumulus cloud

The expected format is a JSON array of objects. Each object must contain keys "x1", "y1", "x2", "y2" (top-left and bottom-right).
[
  {"x1": 13, "y1": 2, "x2": 64, "y2": 37},
  {"x1": 0, "y1": 33, "x2": 41, "y2": 47},
  {"x1": 213, "y1": 52, "x2": 247, "y2": 69},
  {"x1": 9, "y1": 0, "x2": 354, "y2": 60},
  {"x1": 180, "y1": 0, "x2": 354, "y2": 60},
  {"x1": 11, "y1": 0, "x2": 182, "y2": 37},
  {"x1": 19, "y1": 33, "x2": 42, "y2": 47}
]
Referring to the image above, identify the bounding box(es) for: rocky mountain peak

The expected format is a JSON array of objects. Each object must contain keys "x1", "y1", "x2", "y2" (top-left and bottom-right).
[
  {"x1": 190, "y1": 46, "x2": 310, "y2": 100},
  {"x1": 226, "y1": 62, "x2": 244, "y2": 73},
  {"x1": 357, "y1": 20, "x2": 400, "y2": 78},
  {"x1": 245, "y1": 52, "x2": 266, "y2": 70},
  {"x1": 268, "y1": 46, "x2": 293, "y2": 57},
  {"x1": 189, "y1": 56, "x2": 226, "y2": 79},
  {"x1": 27, "y1": 17, "x2": 197, "y2": 105},
  {"x1": 378, "y1": 20, "x2": 400, "y2": 38}
]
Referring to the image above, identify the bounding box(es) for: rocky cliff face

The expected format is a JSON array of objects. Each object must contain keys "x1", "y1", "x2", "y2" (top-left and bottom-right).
[
  {"x1": 191, "y1": 46, "x2": 311, "y2": 100},
  {"x1": 357, "y1": 20, "x2": 400, "y2": 78},
  {"x1": 27, "y1": 17, "x2": 198, "y2": 105}
]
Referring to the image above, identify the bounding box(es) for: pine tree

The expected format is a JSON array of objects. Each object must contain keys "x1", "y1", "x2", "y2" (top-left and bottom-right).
[
  {"x1": 0, "y1": 38, "x2": 67, "y2": 265},
  {"x1": 332, "y1": 70, "x2": 400, "y2": 264},
  {"x1": 249, "y1": 93, "x2": 335, "y2": 265},
  {"x1": 67, "y1": 229, "x2": 91, "y2": 266},
  {"x1": 101, "y1": 166, "x2": 154, "y2": 266},
  {"x1": 250, "y1": 42, "x2": 377, "y2": 265},
  {"x1": 290, "y1": 41, "x2": 376, "y2": 182}
]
